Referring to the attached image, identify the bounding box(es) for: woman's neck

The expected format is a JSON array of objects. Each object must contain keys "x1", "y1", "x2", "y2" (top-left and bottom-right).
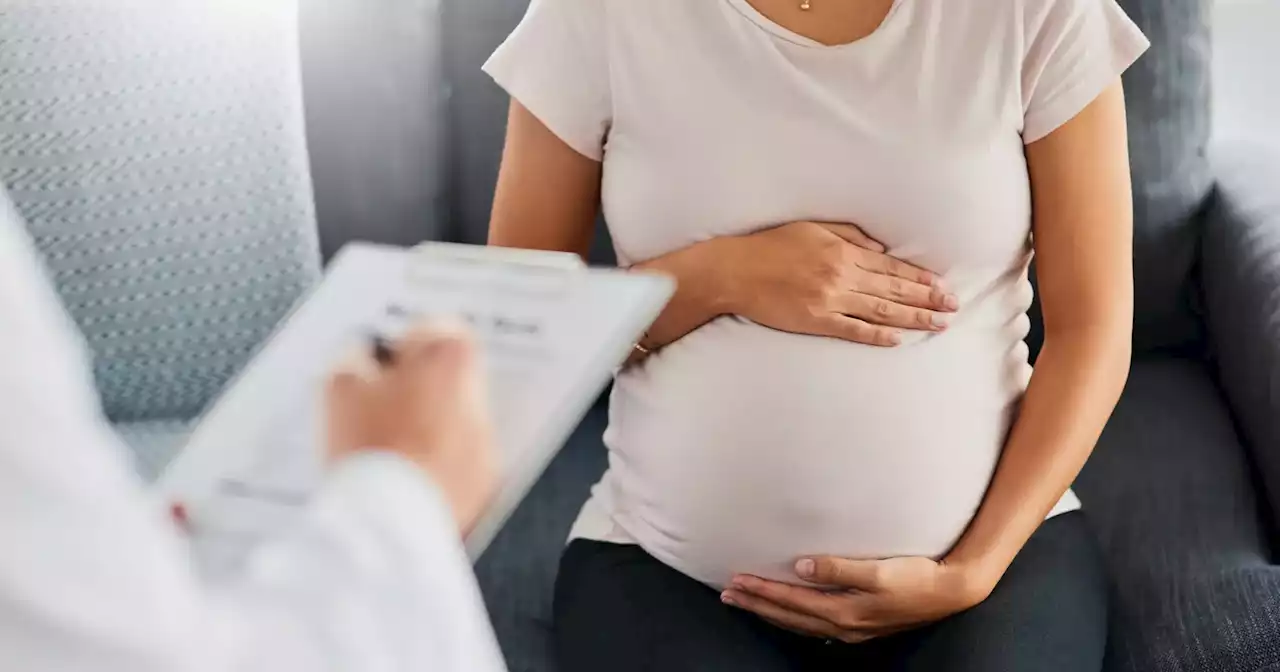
[{"x1": 740, "y1": 0, "x2": 897, "y2": 47}]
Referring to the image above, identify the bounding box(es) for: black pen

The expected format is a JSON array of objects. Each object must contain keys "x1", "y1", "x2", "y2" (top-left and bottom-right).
[{"x1": 371, "y1": 334, "x2": 395, "y2": 366}]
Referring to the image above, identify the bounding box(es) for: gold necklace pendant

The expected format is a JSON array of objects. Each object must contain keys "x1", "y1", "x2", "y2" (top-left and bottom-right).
[{"x1": 800, "y1": 0, "x2": 811, "y2": 9}]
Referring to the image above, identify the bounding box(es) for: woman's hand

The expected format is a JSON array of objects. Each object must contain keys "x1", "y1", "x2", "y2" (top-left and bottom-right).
[
  {"x1": 720, "y1": 555, "x2": 992, "y2": 643},
  {"x1": 637, "y1": 221, "x2": 959, "y2": 351},
  {"x1": 717, "y1": 221, "x2": 958, "y2": 346},
  {"x1": 325, "y1": 321, "x2": 497, "y2": 535}
]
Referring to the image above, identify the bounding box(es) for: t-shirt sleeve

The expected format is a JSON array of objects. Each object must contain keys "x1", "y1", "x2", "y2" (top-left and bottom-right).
[
  {"x1": 1021, "y1": 0, "x2": 1150, "y2": 144},
  {"x1": 482, "y1": 0, "x2": 611, "y2": 161}
]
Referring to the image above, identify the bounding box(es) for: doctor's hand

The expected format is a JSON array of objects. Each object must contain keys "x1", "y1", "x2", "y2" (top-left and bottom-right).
[
  {"x1": 325, "y1": 321, "x2": 497, "y2": 535},
  {"x1": 714, "y1": 221, "x2": 957, "y2": 347},
  {"x1": 721, "y1": 556, "x2": 991, "y2": 643}
]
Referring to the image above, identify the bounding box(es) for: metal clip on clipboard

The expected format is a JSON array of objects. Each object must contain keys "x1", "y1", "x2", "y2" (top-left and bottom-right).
[
  {"x1": 401, "y1": 242, "x2": 588, "y2": 307},
  {"x1": 411, "y1": 241, "x2": 586, "y2": 271}
]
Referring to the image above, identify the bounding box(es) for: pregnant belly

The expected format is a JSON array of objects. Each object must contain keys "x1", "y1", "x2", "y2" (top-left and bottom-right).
[{"x1": 602, "y1": 316, "x2": 1031, "y2": 588}]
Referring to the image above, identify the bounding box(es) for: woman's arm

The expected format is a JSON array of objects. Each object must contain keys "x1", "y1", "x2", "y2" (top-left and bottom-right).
[
  {"x1": 488, "y1": 101, "x2": 602, "y2": 258},
  {"x1": 488, "y1": 101, "x2": 733, "y2": 348},
  {"x1": 945, "y1": 81, "x2": 1134, "y2": 588},
  {"x1": 489, "y1": 102, "x2": 957, "y2": 352}
]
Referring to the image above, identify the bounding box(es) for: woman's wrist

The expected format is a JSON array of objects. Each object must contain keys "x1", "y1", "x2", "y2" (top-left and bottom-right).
[
  {"x1": 637, "y1": 237, "x2": 740, "y2": 311},
  {"x1": 695, "y1": 235, "x2": 748, "y2": 315},
  {"x1": 942, "y1": 499, "x2": 1049, "y2": 602},
  {"x1": 630, "y1": 236, "x2": 743, "y2": 348},
  {"x1": 939, "y1": 550, "x2": 1008, "y2": 605}
]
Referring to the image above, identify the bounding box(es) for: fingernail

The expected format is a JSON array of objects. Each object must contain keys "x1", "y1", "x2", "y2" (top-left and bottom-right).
[
  {"x1": 796, "y1": 559, "x2": 816, "y2": 578},
  {"x1": 888, "y1": 331, "x2": 903, "y2": 345},
  {"x1": 721, "y1": 591, "x2": 736, "y2": 606},
  {"x1": 931, "y1": 313, "x2": 950, "y2": 329},
  {"x1": 731, "y1": 576, "x2": 749, "y2": 589},
  {"x1": 944, "y1": 294, "x2": 959, "y2": 311}
]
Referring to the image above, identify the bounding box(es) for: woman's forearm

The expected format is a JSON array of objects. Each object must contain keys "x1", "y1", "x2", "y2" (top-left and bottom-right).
[
  {"x1": 629, "y1": 237, "x2": 740, "y2": 350},
  {"x1": 945, "y1": 325, "x2": 1130, "y2": 593}
]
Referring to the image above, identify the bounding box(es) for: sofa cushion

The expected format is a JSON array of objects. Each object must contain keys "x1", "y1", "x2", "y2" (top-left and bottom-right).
[
  {"x1": 0, "y1": 0, "x2": 321, "y2": 422},
  {"x1": 1075, "y1": 358, "x2": 1280, "y2": 672},
  {"x1": 1203, "y1": 141, "x2": 1280, "y2": 546},
  {"x1": 475, "y1": 400, "x2": 609, "y2": 672}
]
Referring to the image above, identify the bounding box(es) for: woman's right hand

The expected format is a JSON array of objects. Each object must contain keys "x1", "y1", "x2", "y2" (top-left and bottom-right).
[
  {"x1": 325, "y1": 321, "x2": 497, "y2": 535},
  {"x1": 712, "y1": 221, "x2": 959, "y2": 347}
]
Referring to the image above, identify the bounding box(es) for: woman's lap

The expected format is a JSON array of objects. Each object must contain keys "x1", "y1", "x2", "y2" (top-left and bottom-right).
[
  {"x1": 552, "y1": 536, "x2": 805, "y2": 671},
  {"x1": 552, "y1": 511, "x2": 1108, "y2": 672}
]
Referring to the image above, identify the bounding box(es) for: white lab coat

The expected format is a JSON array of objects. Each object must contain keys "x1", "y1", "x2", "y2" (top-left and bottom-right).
[{"x1": 0, "y1": 194, "x2": 509, "y2": 672}]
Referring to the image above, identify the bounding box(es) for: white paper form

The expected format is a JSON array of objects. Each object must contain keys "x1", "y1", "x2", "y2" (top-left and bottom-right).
[{"x1": 156, "y1": 243, "x2": 672, "y2": 579}]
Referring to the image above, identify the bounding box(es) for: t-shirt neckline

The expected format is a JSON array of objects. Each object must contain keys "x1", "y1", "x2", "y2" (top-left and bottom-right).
[{"x1": 723, "y1": 0, "x2": 905, "y2": 49}]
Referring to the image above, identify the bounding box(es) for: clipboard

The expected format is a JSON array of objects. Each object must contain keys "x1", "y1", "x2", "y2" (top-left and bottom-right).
[{"x1": 155, "y1": 242, "x2": 673, "y2": 577}]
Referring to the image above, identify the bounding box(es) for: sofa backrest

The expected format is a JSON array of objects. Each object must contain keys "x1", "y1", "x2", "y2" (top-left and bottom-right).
[
  {"x1": 299, "y1": 0, "x2": 448, "y2": 259},
  {"x1": 0, "y1": 1, "x2": 321, "y2": 422},
  {"x1": 1113, "y1": 0, "x2": 1214, "y2": 354}
]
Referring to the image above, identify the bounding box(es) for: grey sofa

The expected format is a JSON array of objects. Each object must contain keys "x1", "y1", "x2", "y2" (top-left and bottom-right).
[
  {"x1": 3, "y1": 1, "x2": 1278, "y2": 672},
  {"x1": 429, "y1": 2, "x2": 1280, "y2": 672}
]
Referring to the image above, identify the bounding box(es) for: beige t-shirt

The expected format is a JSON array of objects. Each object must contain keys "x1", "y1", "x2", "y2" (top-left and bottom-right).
[{"x1": 485, "y1": 0, "x2": 1148, "y2": 588}]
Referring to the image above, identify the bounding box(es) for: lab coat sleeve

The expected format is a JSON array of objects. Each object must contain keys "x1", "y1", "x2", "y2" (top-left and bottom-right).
[
  {"x1": 0, "y1": 195, "x2": 506, "y2": 672},
  {"x1": 212, "y1": 453, "x2": 509, "y2": 672},
  {"x1": 0, "y1": 192, "x2": 205, "y2": 672}
]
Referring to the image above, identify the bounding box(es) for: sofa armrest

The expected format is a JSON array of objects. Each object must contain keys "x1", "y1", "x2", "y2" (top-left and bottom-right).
[{"x1": 1202, "y1": 141, "x2": 1280, "y2": 525}]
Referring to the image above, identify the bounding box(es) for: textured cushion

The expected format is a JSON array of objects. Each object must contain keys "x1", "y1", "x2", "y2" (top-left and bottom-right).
[
  {"x1": 0, "y1": 0, "x2": 321, "y2": 422},
  {"x1": 475, "y1": 400, "x2": 609, "y2": 672},
  {"x1": 114, "y1": 419, "x2": 193, "y2": 483},
  {"x1": 1075, "y1": 358, "x2": 1280, "y2": 672},
  {"x1": 1203, "y1": 141, "x2": 1280, "y2": 543},
  {"x1": 1116, "y1": 0, "x2": 1214, "y2": 353}
]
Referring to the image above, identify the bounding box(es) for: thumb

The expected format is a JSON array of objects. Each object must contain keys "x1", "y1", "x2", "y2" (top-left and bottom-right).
[
  {"x1": 795, "y1": 556, "x2": 882, "y2": 590},
  {"x1": 814, "y1": 222, "x2": 886, "y2": 253}
]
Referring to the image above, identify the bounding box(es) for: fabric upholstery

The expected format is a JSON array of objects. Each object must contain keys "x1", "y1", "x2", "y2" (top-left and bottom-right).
[
  {"x1": 0, "y1": 0, "x2": 321, "y2": 422},
  {"x1": 114, "y1": 419, "x2": 194, "y2": 483},
  {"x1": 1115, "y1": 0, "x2": 1214, "y2": 353},
  {"x1": 1203, "y1": 141, "x2": 1280, "y2": 542},
  {"x1": 475, "y1": 399, "x2": 609, "y2": 672},
  {"x1": 1075, "y1": 359, "x2": 1280, "y2": 672}
]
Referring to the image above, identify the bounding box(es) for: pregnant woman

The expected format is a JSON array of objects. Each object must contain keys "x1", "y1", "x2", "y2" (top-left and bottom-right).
[{"x1": 486, "y1": 0, "x2": 1147, "y2": 669}]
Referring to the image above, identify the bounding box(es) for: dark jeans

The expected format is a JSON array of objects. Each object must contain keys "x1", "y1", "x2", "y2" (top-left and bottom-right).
[{"x1": 553, "y1": 511, "x2": 1107, "y2": 672}]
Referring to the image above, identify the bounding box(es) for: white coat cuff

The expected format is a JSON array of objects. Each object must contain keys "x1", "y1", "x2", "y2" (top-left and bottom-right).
[{"x1": 319, "y1": 451, "x2": 462, "y2": 556}]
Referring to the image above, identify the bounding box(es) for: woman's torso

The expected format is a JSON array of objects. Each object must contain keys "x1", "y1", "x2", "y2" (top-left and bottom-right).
[{"x1": 574, "y1": 0, "x2": 1079, "y2": 587}]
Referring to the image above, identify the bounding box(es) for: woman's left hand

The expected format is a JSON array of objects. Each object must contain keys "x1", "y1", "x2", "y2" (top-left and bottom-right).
[{"x1": 721, "y1": 556, "x2": 995, "y2": 643}]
